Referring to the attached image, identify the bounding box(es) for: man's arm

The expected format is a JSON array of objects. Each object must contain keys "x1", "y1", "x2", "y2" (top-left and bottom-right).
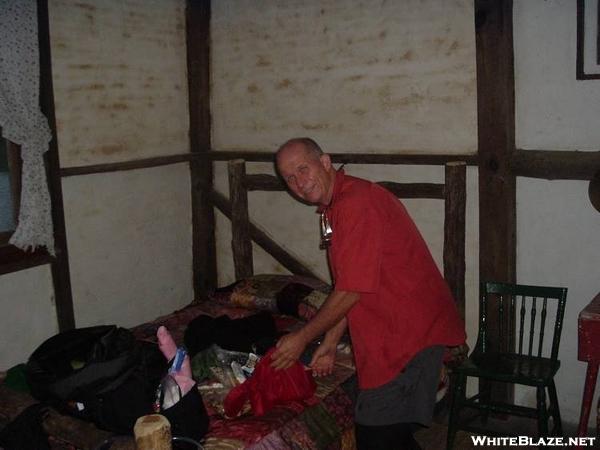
[
  {"x1": 310, "y1": 317, "x2": 347, "y2": 377},
  {"x1": 271, "y1": 290, "x2": 359, "y2": 370}
]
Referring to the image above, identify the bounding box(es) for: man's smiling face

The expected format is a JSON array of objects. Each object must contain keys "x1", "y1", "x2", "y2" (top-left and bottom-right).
[{"x1": 276, "y1": 143, "x2": 335, "y2": 206}]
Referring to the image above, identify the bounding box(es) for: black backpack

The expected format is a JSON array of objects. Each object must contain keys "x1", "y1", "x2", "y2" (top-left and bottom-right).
[{"x1": 25, "y1": 325, "x2": 167, "y2": 434}]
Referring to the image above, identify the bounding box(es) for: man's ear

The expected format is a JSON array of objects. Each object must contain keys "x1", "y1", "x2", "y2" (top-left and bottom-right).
[{"x1": 320, "y1": 153, "x2": 332, "y2": 170}]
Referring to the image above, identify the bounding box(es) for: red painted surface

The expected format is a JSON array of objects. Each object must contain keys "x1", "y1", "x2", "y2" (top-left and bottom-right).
[{"x1": 577, "y1": 292, "x2": 600, "y2": 438}]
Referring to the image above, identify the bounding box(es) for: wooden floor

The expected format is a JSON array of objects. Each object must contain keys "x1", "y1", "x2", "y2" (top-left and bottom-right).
[{"x1": 414, "y1": 422, "x2": 475, "y2": 449}]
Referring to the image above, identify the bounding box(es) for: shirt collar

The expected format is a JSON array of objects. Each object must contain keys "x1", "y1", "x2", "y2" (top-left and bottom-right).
[{"x1": 317, "y1": 168, "x2": 345, "y2": 214}]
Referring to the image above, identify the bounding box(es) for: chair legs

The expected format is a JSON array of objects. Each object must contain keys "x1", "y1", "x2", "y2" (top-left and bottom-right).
[
  {"x1": 537, "y1": 383, "x2": 564, "y2": 438},
  {"x1": 547, "y1": 380, "x2": 563, "y2": 436},
  {"x1": 480, "y1": 379, "x2": 492, "y2": 425},
  {"x1": 536, "y1": 386, "x2": 549, "y2": 437},
  {"x1": 447, "y1": 376, "x2": 563, "y2": 446},
  {"x1": 446, "y1": 373, "x2": 466, "y2": 450}
]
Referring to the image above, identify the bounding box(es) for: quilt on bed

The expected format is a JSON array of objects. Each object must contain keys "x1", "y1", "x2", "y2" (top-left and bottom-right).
[{"x1": 130, "y1": 299, "x2": 358, "y2": 450}]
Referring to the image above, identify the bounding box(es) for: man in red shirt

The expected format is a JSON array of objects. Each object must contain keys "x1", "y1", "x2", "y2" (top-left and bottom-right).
[{"x1": 272, "y1": 138, "x2": 466, "y2": 449}]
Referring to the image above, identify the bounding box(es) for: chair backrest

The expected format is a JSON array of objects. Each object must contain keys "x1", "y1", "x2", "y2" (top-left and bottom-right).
[{"x1": 477, "y1": 281, "x2": 568, "y2": 361}]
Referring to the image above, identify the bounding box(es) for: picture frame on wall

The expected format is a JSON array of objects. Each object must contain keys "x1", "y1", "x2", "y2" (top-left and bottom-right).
[{"x1": 576, "y1": 0, "x2": 600, "y2": 79}]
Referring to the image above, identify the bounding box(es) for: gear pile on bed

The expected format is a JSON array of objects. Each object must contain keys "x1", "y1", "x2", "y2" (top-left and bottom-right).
[
  {"x1": 0, "y1": 274, "x2": 359, "y2": 450},
  {"x1": 0, "y1": 273, "x2": 466, "y2": 449}
]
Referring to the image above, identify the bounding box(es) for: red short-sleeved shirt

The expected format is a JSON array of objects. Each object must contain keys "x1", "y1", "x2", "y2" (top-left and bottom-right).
[{"x1": 323, "y1": 170, "x2": 466, "y2": 389}]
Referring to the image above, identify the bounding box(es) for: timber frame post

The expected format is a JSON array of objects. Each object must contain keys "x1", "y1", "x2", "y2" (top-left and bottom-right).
[
  {"x1": 444, "y1": 162, "x2": 467, "y2": 321},
  {"x1": 39, "y1": 0, "x2": 75, "y2": 331},
  {"x1": 187, "y1": 0, "x2": 217, "y2": 299},
  {"x1": 475, "y1": 0, "x2": 516, "y2": 403},
  {"x1": 228, "y1": 160, "x2": 253, "y2": 279}
]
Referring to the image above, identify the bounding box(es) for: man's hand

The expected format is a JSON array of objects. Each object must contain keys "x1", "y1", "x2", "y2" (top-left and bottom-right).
[
  {"x1": 270, "y1": 290, "x2": 358, "y2": 371},
  {"x1": 270, "y1": 330, "x2": 308, "y2": 370},
  {"x1": 309, "y1": 342, "x2": 336, "y2": 377}
]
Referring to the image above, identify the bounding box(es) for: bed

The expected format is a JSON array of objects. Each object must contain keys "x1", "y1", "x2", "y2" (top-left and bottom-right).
[{"x1": 0, "y1": 158, "x2": 468, "y2": 450}]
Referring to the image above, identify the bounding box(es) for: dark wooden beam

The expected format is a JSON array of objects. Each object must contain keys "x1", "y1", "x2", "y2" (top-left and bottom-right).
[
  {"x1": 475, "y1": 0, "x2": 516, "y2": 403},
  {"x1": 332, "y1": 153, "x2": 477, "y2": 166},
  {"x1": 187, "y1": 0, "x2": 217, "y2": 297},
  {"x1": 512, "y1": 150, "x2": 600, "y2": 180},
  {"x1": 208, "y1": 151, "x2": 478, "y2": 165},
  {"x1": 0, "y1": 245, "x2": 53, "y2": 276},
  {"x1": 209, "y1": 189, "x2": 324, "y2": 282},
  {"x1": 57, "y1": 148, "x2": 600, "y2": 182},
  {"x1": 209, "y1": 149, "x2": 597, "y2": 181},
  {"x1": 377, "y1": 182, "x2": 444, "y2": 199},
  {"x1": 443, "y1": 163, "x2": 467, "y2": 320},
  {"x1": 245, "y1": 172, "x2": 446, "y2": 199},
  {"x1": 60, "y1": 154, "x2": 191, "y2": 177},
  {"x1": 228, "y1": 160, "x2": 253, "y2": 279},
  {"x1": 245, "y1": 174, "x2": 286, "y2": 191},
  {"x1": 38, "y1": 0, "x2": 75, "y2": 331}
]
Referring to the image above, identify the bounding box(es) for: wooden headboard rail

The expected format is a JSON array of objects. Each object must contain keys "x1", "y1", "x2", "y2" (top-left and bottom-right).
[{"x1": 211, "y1": 158, "x2": 466, "y2": 319}]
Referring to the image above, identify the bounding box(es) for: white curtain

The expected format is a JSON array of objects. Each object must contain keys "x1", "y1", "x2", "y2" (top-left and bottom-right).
[{"x1": 0, "y1": 0, "x2": 54, "y2": 255}]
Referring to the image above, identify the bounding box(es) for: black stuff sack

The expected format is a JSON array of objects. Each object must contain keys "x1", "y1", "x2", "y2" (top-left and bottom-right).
[{"x1": 25, "y1": 325, "x2": 167, "y2": 434}]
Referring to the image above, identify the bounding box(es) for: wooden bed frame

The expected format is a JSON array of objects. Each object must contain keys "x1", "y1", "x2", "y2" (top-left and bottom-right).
[{"x1": 212, "y1": 157, "x2": 467, "y2": 319}]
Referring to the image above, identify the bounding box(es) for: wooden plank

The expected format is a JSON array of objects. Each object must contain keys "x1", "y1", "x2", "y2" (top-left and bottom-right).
[
  {"x1": 187, "y1": 0, "x2": 217, "y2": 297},
  {"x1": 38, "y1": 0, "x2": 75, "y2": 331},
  {"x1": 210, "y1": 189, "x2": 325, "y2": 282},
  {"x1": 0, "y1": 245, "x2": 53, "y2": 276},
  {"x1": 475, "y1": 0, "x2": 516, "y2": 403},
  {"x1": 246, "y1": 174, "x2": 445, "y2": 198},
  {"x1": 511, "y1": 150, "x2": 600, "y2": 180},
  {"x1": 443, "y1": 163, "x2": 467, "y2": 320},
  {"x1": 245, "y1": 174, "x2": 286, "y2": 191},
  {"x1": 60, "y1": 154, "x2": 191, "y2": 177},
  {"x1": 377, "y1": 182, "x2": 444, "y2": 199},
  {"x1": 207, "y1": 151, "x2": 478, "y2": 165},
  {"x1": 228, "y1": 160, "x2": 253, "y2": 279},
  {"x1": 57, "y1": 149, "x2": 600, "y2": 181}
]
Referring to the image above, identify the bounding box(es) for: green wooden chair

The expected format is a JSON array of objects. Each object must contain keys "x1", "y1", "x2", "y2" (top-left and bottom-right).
[{"x1": 446, "y1": 281, "x2": 568, "y2": 449}]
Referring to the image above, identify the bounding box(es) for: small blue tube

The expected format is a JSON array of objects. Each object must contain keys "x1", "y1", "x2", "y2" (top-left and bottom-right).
[{"x1": 169, "y1": 347, "x2": 187, "y2": 373}]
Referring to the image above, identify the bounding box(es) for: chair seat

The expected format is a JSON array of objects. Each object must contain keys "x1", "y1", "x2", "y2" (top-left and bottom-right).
[{"x1": 454, "y1": 352, "x2": 560, "y2": 386}]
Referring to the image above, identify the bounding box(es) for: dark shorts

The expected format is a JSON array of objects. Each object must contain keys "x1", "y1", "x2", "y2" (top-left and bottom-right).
[{"x1": 354, "y1": 345, "x2": 444, "y2": 427}]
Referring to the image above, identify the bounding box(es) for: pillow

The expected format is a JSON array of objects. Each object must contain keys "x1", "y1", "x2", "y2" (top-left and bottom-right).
[{"x1": 210, "y1": 274, "x2": 331, "y2": 320}]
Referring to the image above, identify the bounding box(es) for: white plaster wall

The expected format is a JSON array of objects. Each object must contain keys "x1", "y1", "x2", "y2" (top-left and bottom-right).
[
  {"x1": 212, "y1": 0, "x2": 479, "y2": 353},
  {"x1": 62, "y1": 164, "x2": 193, "y2": 328},
  {"x1": 47, "y1": 0, "x2": 193, "y2": 329},
  {"x1": 0, "y1": 266, "x2": 56, "y2": 368},
  {"x1": 49, "y1": 0, "x2": 189, "y2": 167},
  {"x1": 514, "y1": 0, "x2": 600, "y2": 431},
  {"x1": 212, "y1": 0, "x2": 477, "y2": 154}
]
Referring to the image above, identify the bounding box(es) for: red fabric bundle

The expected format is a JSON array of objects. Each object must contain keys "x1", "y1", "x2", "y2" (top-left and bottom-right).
[{"x1": 224, "y1": 347, "x2": 316, "y2": 417}]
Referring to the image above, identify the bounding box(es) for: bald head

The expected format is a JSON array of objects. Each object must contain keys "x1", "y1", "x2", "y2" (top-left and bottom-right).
[{"x1": 276, "y1": 138, "x2": 323, "y2": 165}]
